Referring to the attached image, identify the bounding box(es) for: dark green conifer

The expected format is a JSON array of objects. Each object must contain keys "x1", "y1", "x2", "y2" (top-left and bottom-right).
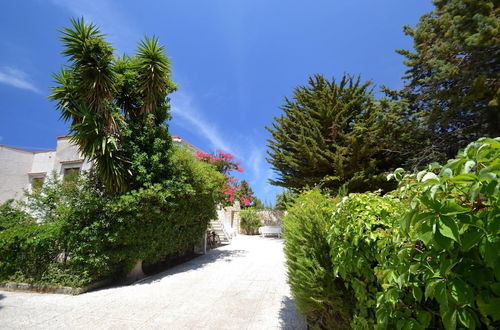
[
  {"x1": 396, "y1": 0, "x2": 500, "y2": 159},
  {"x1": 266, "y1": 74, "x2": 414, "y2": 193}
]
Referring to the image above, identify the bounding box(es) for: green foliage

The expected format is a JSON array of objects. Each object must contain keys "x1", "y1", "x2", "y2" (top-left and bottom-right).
[
  {"x1": 275, "y1": 189, "x2": 295, "y2": 210},
  {"x1": 386, "y1": 137, "x2": 500, "y2": 329},
  {"x1": 240, "y1": 208, "x2": 262, "y2": 235},
  {"x1": 284, "y1": 138, "x2": 500, "y2": 329},
  {"x1": 266, "y1": 74, "x2": 419, "y2": 194},
  {"x1": 395, "y1": 0, "x2": 500, "y2": 159},
  {"x1": 122, "y1": 115, "x2": 173, "y2": 189},
  {"x1": 108, "y1": 147, "x2": 225, "y2": 263},
  {"x1": 250, "y1": 197, "x2": 265, "y2": 209},
  {"x1": 283, "y1": 189, "x2": 354, "y2": 329},
  {"x1": 0, "y1": 223, "x2": 59, "y2": 282},
  {"x1": 327, "y1": 192, "x2": 415, "y2": 329},
  {"x1": 0, "y1": 200, "x2": 32, "y2": 231}
]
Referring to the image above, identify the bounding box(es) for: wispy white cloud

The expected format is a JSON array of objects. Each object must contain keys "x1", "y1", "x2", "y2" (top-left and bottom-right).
[
  {"x1": 0, "y1": 66, "x2": 41, "y2": 94},
  {"x1": 49, "y1": 0, "x2": 139, "y2": 54},
  {"x1": 171, "y1": 91, "x2": 235, "y2": 154},
  {"x1": 248, "y1": 148, "x2": 263, "y2": 181}
]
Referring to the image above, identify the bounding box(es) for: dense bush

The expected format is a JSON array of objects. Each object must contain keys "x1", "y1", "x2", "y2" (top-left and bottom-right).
[
  {"x1": 0, "y1": 146, "x2": 225, "y2": 287},
  {"x1": 283, "y1": 190, "x2": 354, "y2": 329},
  {"x1": 108, "y1": 147, "x2": 225, "y2": 264},
  {"x1": 0, "y1": 200, "x2": 32, "y2": 231},
  {"x1": 385, "y1": 137, "x2": 500, "y2": 329},
  {"x1": 284, "y1": 137, "x2": 499, "y2": 329},
  {"x1": 327, "y1": 192, "x2": 408, "y2": 329},
  {"x1": 0, "y1": 223, "x2": 59, "y2": 282},
  {"x1": 240, "y1": 208, "x2": 262, "y2": 235}
]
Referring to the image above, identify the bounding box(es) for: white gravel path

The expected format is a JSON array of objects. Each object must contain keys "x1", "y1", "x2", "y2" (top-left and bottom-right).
[{"x1": 0, "y1": 235, "x2": 306, "y2": 330}]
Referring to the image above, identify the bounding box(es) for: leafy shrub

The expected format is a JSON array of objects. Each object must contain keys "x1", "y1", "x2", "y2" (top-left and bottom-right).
[
  {"x1": 108, "y1": 147, "x2": 225, "y2": 264},
  {"x1": 0, "y1": 200, "x2": 32, "y2": 231},
  {"x1": 284, "y1": 137, "x2": 500, "y2": 329},
  {"x1": 283, "y1": 189, "x2": 354, "y2": 329},
  {"x1": 384, "y1": 137, "x2": 500, "y2": 329},
  {"x1": 240, "y1": 208, "x2": 262, "y2": 235},
  {"x1": 326, "y1": 192, "x2": 411, "y2": 329},
  {"x1": 0, "y1": 222, "x2": 59, "y2": 281}
]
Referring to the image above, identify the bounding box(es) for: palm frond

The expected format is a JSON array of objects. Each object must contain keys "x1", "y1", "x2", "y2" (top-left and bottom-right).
[
  {"x1": 59, "y1": 17, "x2": 117, "y2": 132},
  {"x1": 49, "y1": 68, "x2": 80, "y2": 124},
  {"x1": 69, "y1": 102, "x2": 130, "y2": 193},
  {"x1": 136, "y1": 36, "x2": 176, "y2": 117}
]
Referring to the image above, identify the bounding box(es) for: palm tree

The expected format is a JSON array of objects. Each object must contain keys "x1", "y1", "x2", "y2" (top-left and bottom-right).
[{"x1": 50, "y1": 18, "x2": 175, "y2": 193}]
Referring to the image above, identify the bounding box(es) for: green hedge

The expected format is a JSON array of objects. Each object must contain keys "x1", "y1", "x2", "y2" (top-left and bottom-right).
[
  {"x1": 284, "y1": 190, "x2": 354, "y2": 329},
  {"x1": 240, "y1": 208, "x2": 262, "y2": 235},
  {"x1": 0, "y1": 146, "x2": 225, "y2": 287},
  {"x1": 284, "y1": 137, "x2": 500, "y2": 329}
]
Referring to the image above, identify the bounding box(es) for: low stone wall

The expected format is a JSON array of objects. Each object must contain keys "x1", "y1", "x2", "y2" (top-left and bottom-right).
[
  {"x1": 0, "y1": 278, "x2": 112, "y2": 295},
  {"x1": 256, "y1": 210, "x2": 285, "y2": 226},
  {"x1": 219, "y1": 204, "x2": 285, "y2": 235}
]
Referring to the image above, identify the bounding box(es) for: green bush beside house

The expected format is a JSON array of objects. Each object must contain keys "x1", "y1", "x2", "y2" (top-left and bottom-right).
[{"x1": 0, "y1": 147, "x2": 225, "y2": 288}]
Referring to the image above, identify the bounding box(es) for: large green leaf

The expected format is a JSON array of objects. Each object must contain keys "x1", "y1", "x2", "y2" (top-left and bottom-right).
[
  {"x1": 450, "y1": 174, "x2": 477, "y2": 184},
  {"x1": 457, "y1": 308, "x2": 476, "y2": 329},
  {"x1": 414, "y1": 219, "x2": 433, "y2": 245},
  {"x1": 439, "y1": 216, "x2": 460, "y2": 243},
  {"x1": 441, "y1": 307, "x2": 457, "y2": 330},
  {"x1": 461, "y1": 229, "x2": 484, "y2": 251},
  {"x1": 448, "y1": 278, "x2": 473, "y2": 307},
  {"x1": 440, "y1": 201, "x2": 469, "y2": 216}
]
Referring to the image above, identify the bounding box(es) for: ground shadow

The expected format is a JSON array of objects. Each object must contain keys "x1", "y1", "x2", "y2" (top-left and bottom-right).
[
  {"x1": 134, "y1": 248, "x2": 248, "y2": 285},
  {"x1": 279, "y1": 296, "x2": 307, "y2": 330},
  {"x1": 83, "y1": 247, "x2": 248, "y2": 293}
]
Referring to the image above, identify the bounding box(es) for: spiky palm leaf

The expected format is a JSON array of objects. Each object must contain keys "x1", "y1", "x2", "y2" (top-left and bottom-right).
[
  {"x1": 50, "y1": 68, "x2": 80, "y2": 124},
  {"x1": 59, "y1": 17, "x2": 117, "y2": 133},
  {"x1": 136, "y1": 36, "x2": 176, "y2": 118},
  {"x1": 69, "y1": 102, "x2": 130, "y2": 193}
]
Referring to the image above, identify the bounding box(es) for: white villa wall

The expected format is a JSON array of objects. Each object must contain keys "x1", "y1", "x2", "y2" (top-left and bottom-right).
[
  {"x1": 0, "y1": 146, "x2": 34, "y2": 203},
  {"x1": 31, "y1": 151, "x2": 56, "y2": 174},
  {"x1": 54, "y1": 137, "x2": 92, "y2": 175}
]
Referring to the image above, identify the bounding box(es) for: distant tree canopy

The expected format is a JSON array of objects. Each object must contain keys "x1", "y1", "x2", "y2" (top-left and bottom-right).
[
  {"x1": 275, "y1": 190, "x2": 295, "y2": 210},
  {"x1": 266, "y1": 74, "x2": 418, "y2": 193},
  {"x1": 395, "y1": 0, "x2": 500, "y2": 159}
]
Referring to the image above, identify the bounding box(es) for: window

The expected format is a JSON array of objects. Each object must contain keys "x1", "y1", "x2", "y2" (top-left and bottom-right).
[
  {"x1": 63, "y1": 167, "x2": 80, "y2": 183},
  {"x1": 31, "y1": 177, "x2": 45, "y2": 194}
]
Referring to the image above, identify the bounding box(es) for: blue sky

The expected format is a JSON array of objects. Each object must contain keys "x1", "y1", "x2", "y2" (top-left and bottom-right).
[{"x1": 0, "y1": 0, "x2": 433, "y2": 204}]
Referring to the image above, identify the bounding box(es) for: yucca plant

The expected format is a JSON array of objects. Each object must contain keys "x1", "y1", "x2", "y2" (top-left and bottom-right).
[{"x1": 50, "y1": 18, "x2": 176, "y2": 193}]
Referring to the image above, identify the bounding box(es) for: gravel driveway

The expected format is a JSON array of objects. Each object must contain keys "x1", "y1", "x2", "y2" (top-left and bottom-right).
[{"x1": 0, "y1": 235, "x2": 305, "y2": 329}]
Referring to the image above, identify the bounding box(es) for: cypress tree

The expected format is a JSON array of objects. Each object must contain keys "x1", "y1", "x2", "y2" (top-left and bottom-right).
[
  {"x1": 266, "y1": 74, "x2": 414, "y2": 193},
  {"x1": 267, "y1": 75, "x2": 402, "y2": 191}
]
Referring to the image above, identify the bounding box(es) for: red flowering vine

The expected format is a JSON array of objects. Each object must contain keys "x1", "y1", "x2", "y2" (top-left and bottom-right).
[{"x1": 195, "y1": 150, "x2": 253, "y2": 206}]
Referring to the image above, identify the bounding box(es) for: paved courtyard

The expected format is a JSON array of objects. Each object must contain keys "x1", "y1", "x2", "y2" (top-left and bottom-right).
[{"x1": 0, "y1": 235, "x2": 306, "y2": 330}]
